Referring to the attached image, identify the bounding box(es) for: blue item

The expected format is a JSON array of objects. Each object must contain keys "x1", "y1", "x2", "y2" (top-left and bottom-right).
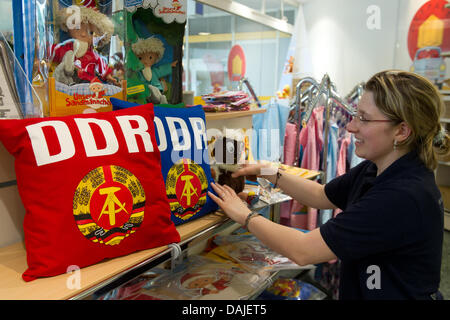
[
  {"x1": 110, "y1": 98, "x2": 218, "y2": 225},
  {"x1": 251, "y1": 99, "x2": 289, "y2": 162},
  {"x1": 12, "y1": 0, "x2": 35, "y2": 116}
]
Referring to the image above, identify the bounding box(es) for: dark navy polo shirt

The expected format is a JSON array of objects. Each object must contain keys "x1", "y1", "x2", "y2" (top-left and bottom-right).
[{"x1": 320, "y1": 151, "x2": 444, "y2": 300}]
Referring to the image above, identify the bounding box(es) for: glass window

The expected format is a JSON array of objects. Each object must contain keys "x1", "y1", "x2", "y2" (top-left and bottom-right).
[{"x1": 183, "y1": 0, "x2": 295, "y2": 98}]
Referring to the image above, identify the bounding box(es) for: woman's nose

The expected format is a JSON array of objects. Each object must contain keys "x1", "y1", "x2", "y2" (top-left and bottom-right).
[{"x1": 346, "y1": 117, "x2": 357, "y2": 133}]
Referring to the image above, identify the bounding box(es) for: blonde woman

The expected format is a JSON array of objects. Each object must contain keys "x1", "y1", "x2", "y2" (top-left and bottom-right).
[{"x1": 209, "y1": 70, "x2": 449, "y2": 300}]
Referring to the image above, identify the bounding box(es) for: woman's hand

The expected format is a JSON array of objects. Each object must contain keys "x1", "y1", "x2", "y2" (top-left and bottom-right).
[
  {"x1": 208, "y1": 182, "x2": 251, "y2": 225},
  {"x1": 231, "y1": 162, "x2": 277, "y2": 180}
]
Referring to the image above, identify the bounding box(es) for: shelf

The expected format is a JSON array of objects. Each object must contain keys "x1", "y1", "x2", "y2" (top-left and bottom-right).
[
  {"x1": 441, "y1": 118, "x2": 450, "y2": 124},
  {"x1": 0, "y1": 212, "x2": 231, "y2": 300},
  {"x1": 205, "y1": 108, "x2": 266, "y2": 121}
]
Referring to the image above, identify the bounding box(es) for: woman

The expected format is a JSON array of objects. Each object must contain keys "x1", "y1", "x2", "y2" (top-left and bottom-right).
[{"x1": 208, "y1": 70, "x2": 449, "y2": 300}]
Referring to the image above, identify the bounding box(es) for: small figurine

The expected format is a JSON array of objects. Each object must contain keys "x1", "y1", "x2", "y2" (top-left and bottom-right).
[
  {"x1": 284, "y1": 56, "x2": 294, "y2": 74},
  {"x1": 131, "y1": 37, "x2": 178, "y2": 104},
  {"x1": 51, "y1": 5, "x2": 118, "y2": 86}
]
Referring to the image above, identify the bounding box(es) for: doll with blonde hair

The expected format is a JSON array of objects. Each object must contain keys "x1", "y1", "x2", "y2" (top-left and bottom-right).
[
  {"x1": 51, "y1": 5, "x2": 118, "y2": 86},
  {"x1": 132, "y1": 37, "x2": 178, "y2": 104}
]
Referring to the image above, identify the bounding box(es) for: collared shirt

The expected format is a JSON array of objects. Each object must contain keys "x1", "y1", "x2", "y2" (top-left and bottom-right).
[{"x1": 320, "y1": 151, "x2": 444, "y2": 300}]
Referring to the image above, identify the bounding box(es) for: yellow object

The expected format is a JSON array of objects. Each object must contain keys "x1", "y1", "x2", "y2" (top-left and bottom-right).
[
  {"x1": 48, "y1": 78, "x2": 126, "y2": 117},
  {"x1": 417, "y1": 14, "x2": 444, "y2": 48},
  {"x1": 277, "y1": 84, "x2": 291, "y2": 99},
  {"x1": 232, "y1": 55, "x2": 242, "y2": 76}
]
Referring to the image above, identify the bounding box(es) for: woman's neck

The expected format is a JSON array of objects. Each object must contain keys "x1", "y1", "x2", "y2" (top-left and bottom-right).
[{"x1": 374, "y1": 149, "x2": 409, "y2": 176}]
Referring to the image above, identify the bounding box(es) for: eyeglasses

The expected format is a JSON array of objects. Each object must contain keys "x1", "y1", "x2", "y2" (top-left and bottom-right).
[{"x1": 351, "y1": 113, "x2": 394, "y2": 124}]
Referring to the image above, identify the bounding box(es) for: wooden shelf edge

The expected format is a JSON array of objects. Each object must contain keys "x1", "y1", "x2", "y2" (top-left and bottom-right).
[
  {"x1": 205, "y1": 108, "x2": 266, "y2": 121},
  {"x1": 0, "y1": 212, "x2": 230, "y2": 300}
]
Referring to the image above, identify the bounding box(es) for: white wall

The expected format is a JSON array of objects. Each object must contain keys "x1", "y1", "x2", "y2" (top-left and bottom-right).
[{"x1": 300, "y1": 0, "x2": 445, "y2": 95}]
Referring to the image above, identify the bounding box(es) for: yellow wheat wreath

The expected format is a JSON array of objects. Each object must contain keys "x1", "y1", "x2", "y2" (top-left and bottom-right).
[
  {"x1": 73, "y1": 165, "x2": 146, "y2": 246},
  {"x1": 165, "y1": 158, "x2": 208, "y2": 221}
]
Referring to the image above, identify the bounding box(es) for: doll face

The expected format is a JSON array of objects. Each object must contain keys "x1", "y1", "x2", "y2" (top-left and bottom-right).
[
  {"x1": 137, "y1": 52, "x2": 160, "y2": 68},
  {"x1": 68, "y1": 22, "x2": 94, "y2": 46},
  {"x1": 90, "y1": 83, "x2": 103, "y2": 93},
  {"x1": 186, "y1": 276, "x2": 215, "y2": 289}
]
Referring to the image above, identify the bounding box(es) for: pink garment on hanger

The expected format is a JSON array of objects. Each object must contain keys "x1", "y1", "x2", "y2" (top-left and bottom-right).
[
  {"x1": 336, "y1": 131, "x2": 351, "y2": 177},
  {"x1": 299, "y1": 106, "x2": 324, "y2": 171},
  {"x1": 280, "y1": 123, "x2": 297, "y2": 226},
  {"x1": 283, "y1": 123, "x2": 297, "y2": 166},
  {"x1": 290, "y1": 106, "x2": 325, "y2": 230}
]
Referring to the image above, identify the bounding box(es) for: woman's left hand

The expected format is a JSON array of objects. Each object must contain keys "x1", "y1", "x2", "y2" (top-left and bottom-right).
[{"x1": 208, "y1": 182, "x2": 251, "y2": 225}]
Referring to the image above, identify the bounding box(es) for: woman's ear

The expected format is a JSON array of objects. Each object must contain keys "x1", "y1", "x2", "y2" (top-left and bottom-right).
[{"x1": 395, "y1": 122, "x2": 412, "y2": 143}]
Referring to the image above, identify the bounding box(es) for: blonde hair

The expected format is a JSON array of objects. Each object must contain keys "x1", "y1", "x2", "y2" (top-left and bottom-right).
[
  {"x1": 131, "y1": 37, "x2": 165, "y2": 63},
  {"x1": 365, "y1": 70, "x2": 449, "y2": 170},
  {"x1": 57, "y1": 5, "x2": 114, "y2": 47}
]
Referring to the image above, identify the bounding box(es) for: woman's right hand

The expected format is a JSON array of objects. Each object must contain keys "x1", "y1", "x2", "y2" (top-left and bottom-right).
[{"x1": 231, "y1": 162, "x2": 277, "y2": 180}]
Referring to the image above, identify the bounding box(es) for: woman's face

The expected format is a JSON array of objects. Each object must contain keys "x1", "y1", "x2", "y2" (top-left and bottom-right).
[{"x1": 346, "y1": 91, "x2": 398, "y2": 165}]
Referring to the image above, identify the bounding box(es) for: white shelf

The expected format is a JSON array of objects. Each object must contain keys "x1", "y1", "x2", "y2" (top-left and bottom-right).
[{"x1": 441, "y1": 118, "x2": 450, "y2": 124}]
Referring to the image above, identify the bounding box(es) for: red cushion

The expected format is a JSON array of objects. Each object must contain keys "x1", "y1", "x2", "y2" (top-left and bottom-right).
[{"x1": 0, "y1": 104, "x2": 180, "y2": 281}]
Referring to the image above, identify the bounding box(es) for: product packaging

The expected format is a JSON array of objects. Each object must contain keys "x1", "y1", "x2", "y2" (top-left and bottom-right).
[
  {"x1": 35, "y1": 1, "x2": 126, "y2": 117},
  {"x1": 123, "y1": 0, "x2": 186, "y2": 105}
]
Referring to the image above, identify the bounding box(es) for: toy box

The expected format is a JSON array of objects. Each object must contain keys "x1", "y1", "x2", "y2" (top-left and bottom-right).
[
  {"x1": 35, "y1": 1, "x2": 126, "y2": 117},
  {"x1": 123, "y1": 0, "x2": 186, "y2": 105}
]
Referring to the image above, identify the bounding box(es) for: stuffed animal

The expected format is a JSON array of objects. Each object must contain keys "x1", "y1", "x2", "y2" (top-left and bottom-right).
[{"x1": 210, "y1": 137, "x2": 246, "y2": 194}]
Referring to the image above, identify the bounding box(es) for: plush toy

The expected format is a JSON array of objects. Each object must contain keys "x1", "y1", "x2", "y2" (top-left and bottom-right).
[
  {"x1": 131, "y1": 37, "x2": 178, "y2": 104},
  {"x1": 51, "y1": 5, "x2": 118, "y2": 86},
  {"x1": 277, "y1": 84, "x2": 290, "y2": 99},
  {"x1": 210, "y1": 136, "x2": 246, "y2": 194}
]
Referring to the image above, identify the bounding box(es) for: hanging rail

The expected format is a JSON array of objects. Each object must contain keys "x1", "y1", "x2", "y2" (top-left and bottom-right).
[{"x1": 291, "y1": 74, "x2": 357, "y2": 171}]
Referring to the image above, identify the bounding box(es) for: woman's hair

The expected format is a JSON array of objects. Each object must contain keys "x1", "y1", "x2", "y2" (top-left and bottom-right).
[{"x1": 364, "y1": 70, "x2": 449, "y2": 170}]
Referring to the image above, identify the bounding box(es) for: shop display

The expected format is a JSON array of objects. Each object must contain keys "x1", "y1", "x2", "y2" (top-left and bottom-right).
[
  {"x1": 0, "y1": 104, "x2": 180, "y2": 281},
  {"x1": 209, "y1": 234, "x2": 307, "y2": 273},
  {"x1": 201, "y1": 91, "x2": 252, "y2": 112},
  {"x1": 124, "y1": 0, "x2": 186, "y2": 105},
  {"x1": 119, "y1": 256, "x2": 265, "y2": 300},
  {"x1": 37, "y1": 3, "x2": 126, "y2": 116},
  {"x1": 110, "y1": 98, "x2": 218, "y2": 225},
  {"x1": 257, "y1": 277, "x2": 327, "y2": 300},
  {"x1": 98, "y1": 268, "x2": 170, "y2": 300}
]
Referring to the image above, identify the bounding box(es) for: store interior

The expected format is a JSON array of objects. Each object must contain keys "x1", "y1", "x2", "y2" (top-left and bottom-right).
[{"x1": 0, "y1": 0, "x2": 448, "y2": 301}]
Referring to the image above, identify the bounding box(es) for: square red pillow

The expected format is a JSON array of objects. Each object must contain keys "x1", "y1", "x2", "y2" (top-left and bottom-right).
[{"x1": 0, "y1": 104, "x2": 180, "y2": 281}]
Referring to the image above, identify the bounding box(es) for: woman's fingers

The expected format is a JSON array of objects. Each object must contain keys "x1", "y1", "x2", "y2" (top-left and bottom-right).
[
  {"x1": 223, "y1": 184, "x2": 237, "y2": 196},
  {"x1": 210, "y1": 182, "x2": 231, "y2": 199},
  {"x1": 208, "y1": 191, "x2": 223, "y2": 206},
  {"x1": 231, "y1": 166, "x2": 254, "y2": 178}
]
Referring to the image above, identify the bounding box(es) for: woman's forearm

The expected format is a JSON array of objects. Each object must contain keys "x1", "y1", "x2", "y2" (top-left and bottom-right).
[{"x1": 262, "y1": 171, "x2": 336, "y2": 210}]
